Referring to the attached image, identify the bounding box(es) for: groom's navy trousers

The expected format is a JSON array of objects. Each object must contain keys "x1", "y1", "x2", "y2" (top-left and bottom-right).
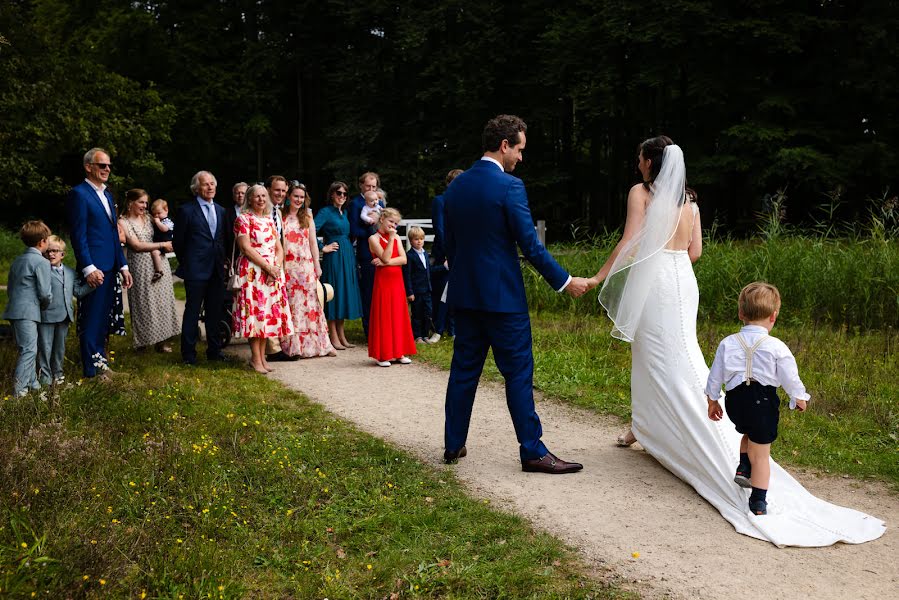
[{"x1": 445, "y1": 309, "x2": 547, "y2": 461}]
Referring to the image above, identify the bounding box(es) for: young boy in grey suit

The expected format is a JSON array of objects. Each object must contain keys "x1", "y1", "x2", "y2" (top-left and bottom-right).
[
  {"x1": 2, "y1": 221, "x2": 52, "y2": 397},
  {"x1": 38, "y1": 235, "x2": 93, "y2": 386}
]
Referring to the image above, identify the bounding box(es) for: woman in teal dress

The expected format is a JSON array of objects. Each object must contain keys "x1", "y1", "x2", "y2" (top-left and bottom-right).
[{"x1": 314, "y1": 181, "x2": 362, "y2": 349}]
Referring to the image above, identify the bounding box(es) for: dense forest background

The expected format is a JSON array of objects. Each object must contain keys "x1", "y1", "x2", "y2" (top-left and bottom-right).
[{"x1": 1, "y1": 0, "x2": 897, "y2": 239}]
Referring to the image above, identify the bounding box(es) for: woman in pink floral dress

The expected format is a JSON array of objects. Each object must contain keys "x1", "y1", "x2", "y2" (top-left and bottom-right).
[
  {"x1": 232, "y1": 184, "x2": 294, "y2": 373},
  {"x1": 280, "y1": 182, "x2": 336, "y2": 358}
]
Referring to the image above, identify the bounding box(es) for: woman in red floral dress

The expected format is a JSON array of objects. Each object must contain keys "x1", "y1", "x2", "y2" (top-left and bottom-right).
[
  {"x1": 280, "y1": 182, "x2": 336, "y2": 358},
  {"x1": 232, "y1": 184, "x2": 293, "y2": 373},
  {"x1": 367, "y1": 208, "x2": 416, "y2": 366}
]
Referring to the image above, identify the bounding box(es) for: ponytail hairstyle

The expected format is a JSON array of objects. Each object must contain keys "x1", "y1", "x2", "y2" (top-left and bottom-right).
[{"x1": 639, "y1": 135, "x2": 697, "y2": 202}]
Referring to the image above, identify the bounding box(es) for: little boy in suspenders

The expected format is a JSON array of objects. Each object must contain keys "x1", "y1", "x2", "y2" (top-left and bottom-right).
[{"x1": 705, "y1": 282, "x2": 810, "y2": 515}]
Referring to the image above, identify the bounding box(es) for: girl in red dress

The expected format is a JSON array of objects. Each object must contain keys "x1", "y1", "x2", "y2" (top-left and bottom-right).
[{"x1": 367, "y1": 208, "x2": 417, "y2": 366}]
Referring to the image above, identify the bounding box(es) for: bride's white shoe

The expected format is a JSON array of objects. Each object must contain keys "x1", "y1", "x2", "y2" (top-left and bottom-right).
[{"x1": 616, "y1": 430, "x2": 637, "y2": 447}]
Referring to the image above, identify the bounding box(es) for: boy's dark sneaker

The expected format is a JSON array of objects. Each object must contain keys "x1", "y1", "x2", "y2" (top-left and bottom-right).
[
  {"x1": 749, "y1": 499, "x2": 768, "y2": 515},
  {"x1": 734, "y1": 465, "x2": 752, "y2": 489}
]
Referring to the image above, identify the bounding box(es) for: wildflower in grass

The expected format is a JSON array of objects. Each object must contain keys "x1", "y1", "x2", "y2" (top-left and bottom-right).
[
  {"x1": 82, "y1": 575, "x2": 89, "y2": 581},
  {"x1": 176, "y1": 538, "x2": 183, "y2": 544},
  {"x1": 20, "y1": 542, "x2": 27, "y2": 548},
  {"x1": 367, "y1": 564, "x2": 372, "y2": 570},
  {"x1": 99, "y1": 579, "x2": 106, "y2": 585}
]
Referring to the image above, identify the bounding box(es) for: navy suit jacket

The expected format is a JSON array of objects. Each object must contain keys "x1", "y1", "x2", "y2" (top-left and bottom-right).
[
  {"x1": 348, "y1": 194, "x2": 386, "y2": 262},
  {"x1": 173, "y1": 199, "x2": 227, "y2": 281},
  {"x1": 66, "y1": 181, "x2": 127, "y2": 274},
  {"x1": 444, "y1": 159, "x2": 568, "y2": 313},
  {"x1": 403, "y1": 248, "x2": 431, "y2": 295}
]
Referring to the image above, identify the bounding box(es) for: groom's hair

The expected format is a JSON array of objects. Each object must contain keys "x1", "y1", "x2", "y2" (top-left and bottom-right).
[
  {"x1": 483, "y1": 115, "x2": 527, "y2": 152},
  {"x1": 739, "y1": 282, "x2": 781, "y2": 321}
]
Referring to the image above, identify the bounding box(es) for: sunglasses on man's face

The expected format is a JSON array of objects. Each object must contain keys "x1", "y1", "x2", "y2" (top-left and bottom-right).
[
  {"x1": 334, "y1": 190, "x2": 347, "y2": 197},
  {"x1": 91, "y1": 163, "x2": 112, "y2": 170}
]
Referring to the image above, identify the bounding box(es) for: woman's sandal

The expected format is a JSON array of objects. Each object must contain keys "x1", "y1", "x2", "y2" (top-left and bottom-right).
[
  {"x1": 616, "y1": 430, "x2": 637, "y2": 447},
  {"x1": 249, "y1": 362, "x2": 268, "y2": 375}
]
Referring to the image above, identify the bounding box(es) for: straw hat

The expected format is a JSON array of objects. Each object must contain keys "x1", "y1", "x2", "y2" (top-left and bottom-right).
[{"x1": 316, "y1": 281, "x2": 334, "y2": 307}]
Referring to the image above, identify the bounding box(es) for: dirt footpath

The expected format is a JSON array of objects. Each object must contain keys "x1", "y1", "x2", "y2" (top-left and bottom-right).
[{"x1": 229, "y1": 344, "x2": 897, "y2": 600}]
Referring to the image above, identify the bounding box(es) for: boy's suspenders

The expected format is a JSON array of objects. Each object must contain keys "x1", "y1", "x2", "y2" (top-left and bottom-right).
[{"x1": 735, "y1": 334, "x2": 768, "y2": 385}]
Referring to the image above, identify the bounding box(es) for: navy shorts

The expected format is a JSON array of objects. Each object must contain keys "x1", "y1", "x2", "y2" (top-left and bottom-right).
[{"x1": 725, "y1": 381, "x2": 780, "y2": 444}]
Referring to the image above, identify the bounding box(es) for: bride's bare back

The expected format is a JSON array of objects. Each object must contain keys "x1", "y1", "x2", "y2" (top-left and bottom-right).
[{"x1": 665, "y1": 200, "x2": 701, "y2": 255}]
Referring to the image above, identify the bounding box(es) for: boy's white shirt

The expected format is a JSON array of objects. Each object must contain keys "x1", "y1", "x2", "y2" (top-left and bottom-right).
[
  {"x1": 411, "y1": 247, "x2": 428, "y2": 268},
  {"x1": 705, "y1": 324, "x2": 810, "y2": 409}
]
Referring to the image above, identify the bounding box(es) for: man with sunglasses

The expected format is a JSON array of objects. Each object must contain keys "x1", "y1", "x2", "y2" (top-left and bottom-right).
[
  {"x1": 65, "y1": 147, "x2": 133, "y2": 379},
  {"x1": 348, "y1": 171, "x2": 384, "y2": 335}
]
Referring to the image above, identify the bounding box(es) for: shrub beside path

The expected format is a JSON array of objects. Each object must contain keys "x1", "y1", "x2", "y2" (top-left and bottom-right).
[{"x1": 227, "y1": 344, "x2": 897, "y2": 599}]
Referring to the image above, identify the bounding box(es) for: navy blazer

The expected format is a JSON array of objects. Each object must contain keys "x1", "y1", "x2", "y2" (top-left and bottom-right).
[
  {"x1": 173, "y1": 198, "x2": 227, "y2": 281},
  {"x1": 430, "y1": 193, "x2": 447, "y2": 265},
  {"x1": 403, "y1": 248, "x2": 431, "y2": 295},
  {"x1": 348, "y1": 194, "x2": 386, "y2": 261},
  {"x1": 66, "y1": 181, "x2": 127, "y2": 274},
  {"x1": 444, "y1": 159, "x2": 568, "y2": 313}
]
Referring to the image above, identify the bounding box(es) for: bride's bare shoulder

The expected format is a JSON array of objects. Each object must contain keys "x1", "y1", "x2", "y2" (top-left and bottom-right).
[{"x1": 627, "y1": 183, "x2": 651, "y2": 207}]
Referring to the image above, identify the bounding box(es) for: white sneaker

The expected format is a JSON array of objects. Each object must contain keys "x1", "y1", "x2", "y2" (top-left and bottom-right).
[
  {"x1": 398, "y1": 356, "x2": 412, "y2": 364},
  {"x1": 376, "y1": 360, "x2": 391, "y2": 367},
  {"x1": 427, "y1": 333, "x2": 441, "y2": 344}
]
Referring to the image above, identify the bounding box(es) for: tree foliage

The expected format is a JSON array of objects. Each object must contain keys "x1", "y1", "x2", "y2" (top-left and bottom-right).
[{"x1": 0, "y1": 0, "x2": 896, "y2": 236}]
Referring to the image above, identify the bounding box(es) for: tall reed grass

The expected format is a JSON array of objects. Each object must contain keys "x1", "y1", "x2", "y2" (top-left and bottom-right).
[{"x1": 526, "y1": 236, "x2": 898, "y2": 329}]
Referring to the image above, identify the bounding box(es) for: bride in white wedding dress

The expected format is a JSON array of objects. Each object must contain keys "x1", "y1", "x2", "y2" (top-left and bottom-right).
[{"x1": 587, "y1": 136, "x2": 885, "y2": 547}]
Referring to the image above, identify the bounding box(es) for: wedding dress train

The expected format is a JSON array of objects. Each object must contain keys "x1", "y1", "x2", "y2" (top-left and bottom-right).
[{"x1": 629, "y1": 250, "x2": 886, "y2": 547}]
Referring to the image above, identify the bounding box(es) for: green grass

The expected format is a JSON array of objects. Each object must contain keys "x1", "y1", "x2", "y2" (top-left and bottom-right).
[
  {"x1": 410, "y1": 315, "x2": 899, "y2": 487},
  {"x1": 0, "y1": 335, "x2": 627, "y2": 599}
]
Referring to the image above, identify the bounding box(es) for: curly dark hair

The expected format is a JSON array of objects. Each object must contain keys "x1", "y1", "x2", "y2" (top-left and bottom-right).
[{"x1": 482, "y1": 115, "x2": 527, "y2": 153}]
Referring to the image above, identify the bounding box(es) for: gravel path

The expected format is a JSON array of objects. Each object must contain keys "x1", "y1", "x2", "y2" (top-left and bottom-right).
[{"x1": 227, "y1": 343, "x2": 896, "y2": 599}]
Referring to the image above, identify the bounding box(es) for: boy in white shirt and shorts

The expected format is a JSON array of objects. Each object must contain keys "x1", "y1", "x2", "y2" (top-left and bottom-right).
[{"x1": 705, "y1": 282, "x2": 810, "y2": 515}]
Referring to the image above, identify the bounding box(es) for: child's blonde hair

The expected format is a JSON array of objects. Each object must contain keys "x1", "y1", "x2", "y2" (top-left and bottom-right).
[
  {"x1": 408, "y1": 226, "x2": 425, "y2": 241},
  {"x1": 150, "y1": 198, "x2": 168, "y2": 215},
  {"x1": 379, "y1": 207, "x2": 402, "y2": 223},
  {"x1": 739, "y1": 282, "x2": 781, "y2": 321},
  {"x1": 47, "y1": 235, "x2": 66, "y2": 251},
  {"x1": 20, "y1": 220, "x2": 51, "y2": 247}
]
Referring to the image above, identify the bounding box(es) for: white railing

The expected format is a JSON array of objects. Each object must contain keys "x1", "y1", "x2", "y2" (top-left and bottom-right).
[{"x1": 395, "y1": 219, "x2": 546, "y2": 246}]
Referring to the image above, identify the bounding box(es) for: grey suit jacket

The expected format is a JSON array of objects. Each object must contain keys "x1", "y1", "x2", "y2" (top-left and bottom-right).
[
  {"x1": 40, "y1": 264, "x2": 92, "y2": 323},
  {"x1": 2, "y1": 248, "x2": 52, "y2": 321}
]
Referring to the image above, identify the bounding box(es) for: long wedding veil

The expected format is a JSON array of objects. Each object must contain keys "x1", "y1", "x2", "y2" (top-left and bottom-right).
[{"x1": 598, "y1": 144, "x2": 687, "y2": 342}]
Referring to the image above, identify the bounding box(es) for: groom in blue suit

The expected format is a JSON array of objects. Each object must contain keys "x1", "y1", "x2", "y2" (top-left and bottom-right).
[
  {"x1": 66, "y1": 148, "x2": 132, "y2": 378},
  {"x1": 173, "y1": 170, "x2": 228, "y2": 365},
  {"x1": 443, "y1": 115, "x2": 589, "y2": 473}
]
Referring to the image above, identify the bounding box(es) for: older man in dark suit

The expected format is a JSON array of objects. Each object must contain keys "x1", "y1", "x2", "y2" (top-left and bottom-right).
[
  {"x1": 173, "y1": 170, "x2": 227, "y2": 365},
  {"x1": 65, "y1": 147, "x2": 132, "y2": 378},
  {"x1": 442, "y1": 115, "x2": 590, "y2": 473}
]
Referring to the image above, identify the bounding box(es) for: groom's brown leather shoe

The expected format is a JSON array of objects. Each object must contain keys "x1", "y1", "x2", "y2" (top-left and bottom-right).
[
  {"x1": 443, "y1": 446, "x2": 467, "y2": 464},
  {"x1": 521, "y1": 452, "x2": 583, "y2": 474}
]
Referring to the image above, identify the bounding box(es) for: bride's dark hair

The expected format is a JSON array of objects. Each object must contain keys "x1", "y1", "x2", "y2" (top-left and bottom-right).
[{"x1": 639, "y1": 135, "x2": 698, "y2": 202}]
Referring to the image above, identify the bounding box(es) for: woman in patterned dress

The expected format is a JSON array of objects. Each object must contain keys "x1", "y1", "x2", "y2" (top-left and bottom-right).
[
  {"x1": 120, "y1": 189, "x2": 180, "y2": 351},
  {"x1": 314, "y1": 181, "x2": 362, "y2": 350},
  {"x1": 280, "y1": 182, "x2": 336, "y2": 358},
  {"x1": 232, "y1": 184, "x2": 294, "y2": 374}
]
